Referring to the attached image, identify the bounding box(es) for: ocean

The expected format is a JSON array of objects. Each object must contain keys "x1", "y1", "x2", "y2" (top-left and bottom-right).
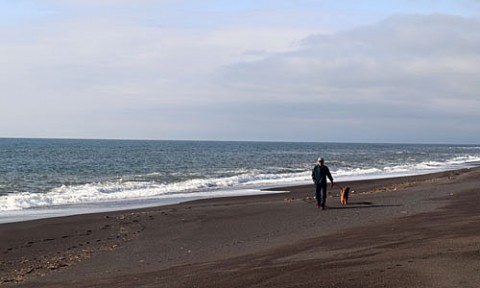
[{"x1": 1, "y1": 138, "x2": 479, "y2": 223}]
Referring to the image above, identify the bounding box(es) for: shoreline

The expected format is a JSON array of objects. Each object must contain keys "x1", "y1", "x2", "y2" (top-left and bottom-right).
[
  {"x1": 1, "y1": 167, "x2": 480, "y2": 287},
  {"x1": 1, "y1": 167, "x2": 476, "y2": 225}
]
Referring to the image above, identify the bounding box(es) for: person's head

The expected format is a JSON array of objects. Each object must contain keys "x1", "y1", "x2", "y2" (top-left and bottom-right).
[{"x1": 318, "y1": 157, "x2": 324, "y2": 165}]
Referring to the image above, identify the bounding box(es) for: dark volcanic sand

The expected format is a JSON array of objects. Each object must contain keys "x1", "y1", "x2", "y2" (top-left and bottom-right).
[{"x1": 1, "y1": 168, "x2": 479, "y2": 287}]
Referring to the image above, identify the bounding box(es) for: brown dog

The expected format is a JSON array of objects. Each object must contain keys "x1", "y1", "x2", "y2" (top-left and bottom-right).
[{"x1": 340, "y1": 186, "x2": 350, "y2": 205}]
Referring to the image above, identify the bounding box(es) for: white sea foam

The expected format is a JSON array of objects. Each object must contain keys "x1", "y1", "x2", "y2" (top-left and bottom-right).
[{"x1": 0, "y1": 172, "x2": 308, "y2": 212}]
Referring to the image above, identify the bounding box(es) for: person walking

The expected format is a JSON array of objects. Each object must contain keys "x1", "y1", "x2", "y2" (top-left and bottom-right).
[{"x1": 312, "y1": 157, "x2": 334, "y2": 210}]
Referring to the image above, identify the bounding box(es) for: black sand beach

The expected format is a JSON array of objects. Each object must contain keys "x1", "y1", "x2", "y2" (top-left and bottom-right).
[{"x1": 1, "y1": 168, "x2": 480, "y2": 287}]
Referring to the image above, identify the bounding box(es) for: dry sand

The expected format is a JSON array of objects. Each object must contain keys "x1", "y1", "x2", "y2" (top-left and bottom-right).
[{"x1": 1, "y1": 168, "x2": 480, "y2": 287}]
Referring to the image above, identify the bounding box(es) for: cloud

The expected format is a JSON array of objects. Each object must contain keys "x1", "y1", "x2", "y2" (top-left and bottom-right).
[
  {"x1": 1, "y1": 2, "x2": 479, "y2": 143},
  {"x1": 220, "y1": 15, "x2": 480, "y2": 127},
  {"x1": 0, "y1": 6, "x2": 311, "y2": 139}
]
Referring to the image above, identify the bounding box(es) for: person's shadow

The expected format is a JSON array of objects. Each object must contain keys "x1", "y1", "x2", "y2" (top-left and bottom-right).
[{"x1": 328, "y1": 202, "x2": 401, "y2": 210}]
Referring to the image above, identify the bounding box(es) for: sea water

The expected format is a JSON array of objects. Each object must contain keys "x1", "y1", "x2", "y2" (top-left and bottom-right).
[{"x1": 1, "y1": 138, "x2": 479, "y2": 223}]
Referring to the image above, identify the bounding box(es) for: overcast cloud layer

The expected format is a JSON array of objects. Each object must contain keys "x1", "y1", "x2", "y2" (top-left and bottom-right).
[{"x1": 1, "y1": 1, "x2": 479, "y2": 143}]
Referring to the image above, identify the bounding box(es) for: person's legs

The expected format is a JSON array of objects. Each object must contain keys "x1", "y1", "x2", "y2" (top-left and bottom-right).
[
  {"x1": 315, "y1": 184, "x2": 322, "y2": 207},
  {"x1": 319, "y1": 186, "x2": 327, "y2": 209}
]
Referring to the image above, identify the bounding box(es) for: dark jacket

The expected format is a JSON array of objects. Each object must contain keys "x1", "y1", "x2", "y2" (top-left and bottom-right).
[{"x1": 312, "y1": 164, "x2": 333, "y2": 186}]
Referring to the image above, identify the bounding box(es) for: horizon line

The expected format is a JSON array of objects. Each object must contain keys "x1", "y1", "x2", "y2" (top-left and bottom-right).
[{"x1": 0, "y1": 136, "x2": 478, "y2": 146}]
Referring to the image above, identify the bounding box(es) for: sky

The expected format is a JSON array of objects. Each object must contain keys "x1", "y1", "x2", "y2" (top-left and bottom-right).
[{"x1": 1, "y1": 0, "x2": 479, "y2": 144}]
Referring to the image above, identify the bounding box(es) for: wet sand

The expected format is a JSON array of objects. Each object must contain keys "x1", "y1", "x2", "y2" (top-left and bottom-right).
[{"x1": 1, "y1": 168, "x2": 480, "y2": 287}]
